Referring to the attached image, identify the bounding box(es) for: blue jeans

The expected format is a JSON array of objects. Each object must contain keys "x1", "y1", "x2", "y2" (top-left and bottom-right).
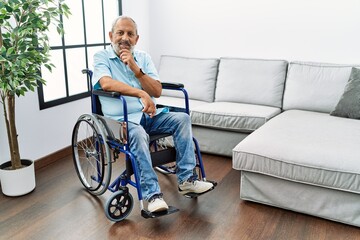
[{"x1": 128, "y1": 112, "x2": 196, "y2": 201}]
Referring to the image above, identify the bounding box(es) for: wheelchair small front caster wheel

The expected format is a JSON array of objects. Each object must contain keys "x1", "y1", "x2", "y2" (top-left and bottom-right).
[{"x1": 105, "y1": 190, "x2": 134, "y2": 222}]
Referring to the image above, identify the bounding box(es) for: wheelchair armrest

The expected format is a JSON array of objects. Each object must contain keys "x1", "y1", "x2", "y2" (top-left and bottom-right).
[
  {"x1": 160, "y1": 82, "x2": 190, "y2": 115},
  {"x1": 92, "y1": 83, "x2": 183, "y2": 97},
  {"x1": 161, "y1": 82, "x2": 184, "y2": 90},
  {"x1": 92, "y1": 89, "x2": 121, "y2": 98}
]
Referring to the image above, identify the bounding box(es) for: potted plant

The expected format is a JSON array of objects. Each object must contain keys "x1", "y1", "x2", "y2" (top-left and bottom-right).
[{"x1": 0, "y1": 0, "x2": 70, "y2": 196}]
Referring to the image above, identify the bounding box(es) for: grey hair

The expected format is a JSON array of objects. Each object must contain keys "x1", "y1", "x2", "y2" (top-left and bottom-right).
[{"x1": 111, "y1": 16, "x2": 138, "y2": 35}]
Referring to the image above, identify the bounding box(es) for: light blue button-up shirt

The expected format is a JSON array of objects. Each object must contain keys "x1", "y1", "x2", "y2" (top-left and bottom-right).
[{"x1": 92, "y1": 45, "x2": 167, "y2": 123}]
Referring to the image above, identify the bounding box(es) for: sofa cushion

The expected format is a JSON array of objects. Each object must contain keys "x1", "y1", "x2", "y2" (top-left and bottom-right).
[
  {"x1": 158, "y1": 55, "x2": 219, "y2": 102},
  {"x1": 190, "y1": 102, "x2": 281, "y2": 133},
  {"x1": 330, "y1": 67, "x2": 360, "y2": 119},
  {"x1": 215, "y1": 58, "x2": 288, "y2": 108},
  {"x1": 233, "y1": 110, "x2": 360, "y2": 194},
  {"x1": 283, "y1": 62, "x2": 359, "y2": 113}
]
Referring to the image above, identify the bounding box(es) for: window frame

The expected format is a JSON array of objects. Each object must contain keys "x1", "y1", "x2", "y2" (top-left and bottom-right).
[{"x1": 37, "y1": 0, "x2": 122, "y2": 110}]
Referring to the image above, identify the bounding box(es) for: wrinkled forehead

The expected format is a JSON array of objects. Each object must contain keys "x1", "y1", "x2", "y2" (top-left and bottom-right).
[{"x1": 112, "y1": 17, "x2": 138, "y2": 34}]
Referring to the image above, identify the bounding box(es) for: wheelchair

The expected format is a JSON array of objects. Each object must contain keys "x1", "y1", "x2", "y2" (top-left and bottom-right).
[{"x1": 71, "y1": 69, "x2": 216, "y2": 222}]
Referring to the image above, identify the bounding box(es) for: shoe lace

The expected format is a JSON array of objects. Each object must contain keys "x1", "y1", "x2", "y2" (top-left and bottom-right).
[
  {"x1": 187, "y1": 175, "x2": 198, "y2": 183},
  {"x1": 148, "y1": 193, "x2": 163, "y2": 203}
]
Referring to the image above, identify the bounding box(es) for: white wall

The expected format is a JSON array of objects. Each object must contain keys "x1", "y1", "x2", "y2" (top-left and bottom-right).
[
  {"x1": 147, "y1": 0, "x2": 360, "y2": 67},
  {"x1": 0, "y1": 105, "x2": 9, "y2": 164},
  {"x1": 0, "y1": 90, "x2": 90, "y2": 164},
  {"x1": 122, "y1": 0, "x2": 151, "y2": 52}
]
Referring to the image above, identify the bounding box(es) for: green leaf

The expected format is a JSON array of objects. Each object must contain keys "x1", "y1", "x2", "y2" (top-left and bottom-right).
[
  {"x1": 6, "y1": 47, "x2": 14, "y2": 56},
  {"x1": 5, "y1": 5, "x2": 13, "y2": 13},
  {"x1": 0, "y1": 0, "x2": 72, "y2": 98},
  {"x1": 47, "y1": 7, "x2": 57, "y2": 12}
]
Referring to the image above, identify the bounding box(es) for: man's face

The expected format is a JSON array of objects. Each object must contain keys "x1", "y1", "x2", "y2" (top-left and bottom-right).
[{"x1": 109, "y1": 18, "x2": 139, "y2": 55}]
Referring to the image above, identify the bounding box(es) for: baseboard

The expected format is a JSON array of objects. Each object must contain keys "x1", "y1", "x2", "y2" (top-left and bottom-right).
[{"x1": 34, "y1": 146, "x2": 72, "y2": 170}]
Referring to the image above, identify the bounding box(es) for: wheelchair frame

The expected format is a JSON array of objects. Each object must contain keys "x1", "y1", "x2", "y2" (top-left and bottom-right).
[{"x1": 71, "y1": 69, "x2": 215, "y2": 222}]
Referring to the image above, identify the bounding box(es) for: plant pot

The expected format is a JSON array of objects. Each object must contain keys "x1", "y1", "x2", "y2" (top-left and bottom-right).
[{"x1": 0, "y1": 159, "x2": 36, "y2": 196}]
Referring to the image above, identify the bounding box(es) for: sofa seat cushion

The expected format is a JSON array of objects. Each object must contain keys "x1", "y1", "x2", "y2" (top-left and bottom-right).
[
  {"x1": 190, "y1": 102, "x2": 281, "y2": 133},
  {"x1": 156, "y1": 96, "x2": 208, "y2": 110},
  {"x1": 233, "y1": 110, "x2": 360, "y2": 193}
]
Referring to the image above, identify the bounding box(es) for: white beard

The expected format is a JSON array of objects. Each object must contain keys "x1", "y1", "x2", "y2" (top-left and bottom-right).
[{"x1": 111, "y1": 43, "x2": 135, "y2": 56}]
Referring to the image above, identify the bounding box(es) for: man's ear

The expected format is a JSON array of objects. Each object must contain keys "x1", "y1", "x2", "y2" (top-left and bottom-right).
[
  {"x1": 109, "y1": 31, "x2": 113, "y2": 41},
  {"x1": 135, "y1": 35, "x2": 139, "y2": 45}
]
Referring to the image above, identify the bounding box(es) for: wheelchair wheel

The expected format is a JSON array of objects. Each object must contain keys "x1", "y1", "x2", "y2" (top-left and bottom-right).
[
  {"x1": 105, "y1": 190, "x2": 134, "y2": 222},
  {"x1": 72, "y1": 114, "x2": 112, "y2": 196}
]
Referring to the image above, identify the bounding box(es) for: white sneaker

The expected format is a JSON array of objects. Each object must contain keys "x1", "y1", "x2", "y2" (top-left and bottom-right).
[
  {"x1": 147, "y1": 194, "x2": 169, "y2": 213},
  {"x1": 178, "y1": 179, "x2": 214, "y2": 195}
]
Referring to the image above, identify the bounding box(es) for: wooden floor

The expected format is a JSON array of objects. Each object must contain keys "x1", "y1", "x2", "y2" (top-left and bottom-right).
[{"x1": 1, "y1": 153, "x2": 360, "y2": 240}]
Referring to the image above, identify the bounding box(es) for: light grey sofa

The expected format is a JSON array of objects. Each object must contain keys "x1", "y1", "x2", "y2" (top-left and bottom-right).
[
  {"x1": 157, "y1": 55, "x2": 287, "y2": 156},
  {"x1": 157, "y1": 55, "x2": 360, "y2": 227},
  {"x1": 233, "y1": 62, "x2": 360, "y2": 227}
]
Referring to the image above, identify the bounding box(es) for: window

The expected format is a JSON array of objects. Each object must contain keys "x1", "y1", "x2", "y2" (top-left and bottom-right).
[{"x1": 38, "y1": 0, "x2": 122, "y2": 109}]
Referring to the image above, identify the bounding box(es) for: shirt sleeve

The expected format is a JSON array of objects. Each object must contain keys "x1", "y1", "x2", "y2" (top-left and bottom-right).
[
  {"x1": 92, "y1": 50, "x2": 111, "y2": 90},
  {"x1": 142, "y1": 53, "x2": 160, "y2": 81}
]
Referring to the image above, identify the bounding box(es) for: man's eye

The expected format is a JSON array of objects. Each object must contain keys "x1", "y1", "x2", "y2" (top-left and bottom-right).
[{"x1": 117, "y1": 31, "x2": 124, "y2": 36}]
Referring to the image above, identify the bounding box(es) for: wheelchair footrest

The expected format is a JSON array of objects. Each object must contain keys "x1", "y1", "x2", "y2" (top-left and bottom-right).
[
  {"x1": 141, "y1": 206, "x2": 179, "y2": 219},
  {"x1": 183, "y1": 180, "x2": 217, "y2": 198}
]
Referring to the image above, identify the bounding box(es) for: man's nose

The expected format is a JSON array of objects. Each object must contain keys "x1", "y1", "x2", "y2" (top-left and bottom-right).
[{"x1": 122, "y1": 34, "x2": 129, "y2": 41}]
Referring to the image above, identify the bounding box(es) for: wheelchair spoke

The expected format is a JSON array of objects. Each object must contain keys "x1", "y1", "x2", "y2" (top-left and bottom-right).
[{"x1": 72, "y1": 114, "x2": 112, "y2": 196}]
